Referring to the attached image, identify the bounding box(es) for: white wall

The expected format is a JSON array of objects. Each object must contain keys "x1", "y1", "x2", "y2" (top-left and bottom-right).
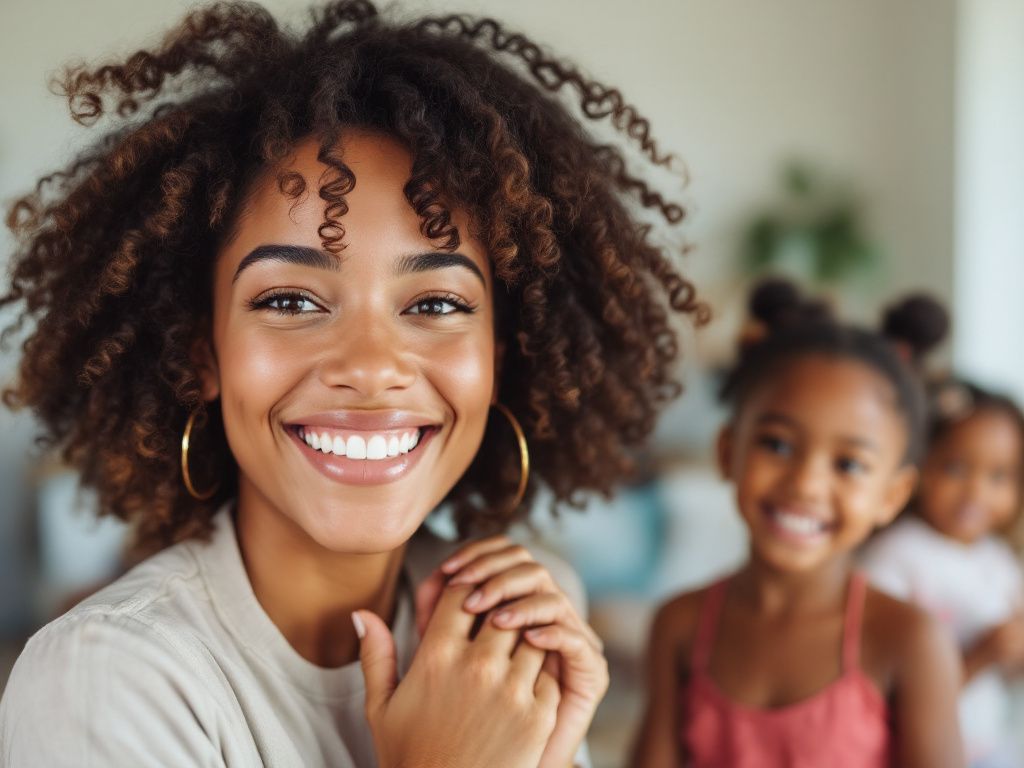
[
  {"x1": 0, "y1": 0, "x2": 957, "y2": 629},
  {"x1": 953, "y1": 0, "x2": 1024, "y2": 400}
]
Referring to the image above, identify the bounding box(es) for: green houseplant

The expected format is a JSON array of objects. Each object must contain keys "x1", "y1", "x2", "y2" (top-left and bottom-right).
[{"x1": 741, "y1": 162, "x2": 882, "y2": 285}]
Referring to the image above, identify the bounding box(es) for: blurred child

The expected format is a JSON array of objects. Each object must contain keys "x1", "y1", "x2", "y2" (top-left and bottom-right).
[
  {"x1": 861, "y1": 375, "x2": 1024, "y2": 768},
  {"x1": 631, "y1": 282, "x2": 964, "y2": 768}
]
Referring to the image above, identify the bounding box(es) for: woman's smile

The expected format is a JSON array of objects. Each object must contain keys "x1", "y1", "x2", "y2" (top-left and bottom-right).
[{"x1": 285, "y1": 412, "x2": 442, "y2": 485}]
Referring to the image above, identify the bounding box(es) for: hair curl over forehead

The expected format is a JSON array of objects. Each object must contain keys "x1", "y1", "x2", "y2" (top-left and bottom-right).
[{"x1": 2, "y1": 0, "x2": 707, "y2": 550}]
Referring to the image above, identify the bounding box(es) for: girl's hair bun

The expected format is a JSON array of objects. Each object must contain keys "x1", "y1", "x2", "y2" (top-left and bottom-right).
[
  {"x1": 882, "y1": 294, "x2": 950, "y2": 360},
  {"x1": 748, "y1": 277, "x2": 832, "y2": 331}
]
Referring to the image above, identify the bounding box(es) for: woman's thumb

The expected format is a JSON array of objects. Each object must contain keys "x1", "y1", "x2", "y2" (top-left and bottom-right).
[{"x1": 353, "y1": 610, "x2": 397, "y2": 719}]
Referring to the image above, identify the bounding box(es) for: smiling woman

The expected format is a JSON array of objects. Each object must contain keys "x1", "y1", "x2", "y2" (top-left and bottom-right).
[{"x1": 0, "y1": 2, "x2": 704, "y2": 766}]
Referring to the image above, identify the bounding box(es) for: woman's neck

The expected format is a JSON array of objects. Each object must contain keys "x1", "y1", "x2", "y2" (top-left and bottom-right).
[
  {"x1": 234, "y1": 490, "x2": 408, "y2": 668},
  {"x1": 731, "y1": 553, "x2": 853, "y2": 619}
]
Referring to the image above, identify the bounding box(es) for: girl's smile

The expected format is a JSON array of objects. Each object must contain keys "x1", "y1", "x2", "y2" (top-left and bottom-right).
[
  {"x1": 720, "y1": 354, "x2": 917, "y2": 573},
  {"x1": 759, "y1": 501, "x2": 837, "y2": 547}
]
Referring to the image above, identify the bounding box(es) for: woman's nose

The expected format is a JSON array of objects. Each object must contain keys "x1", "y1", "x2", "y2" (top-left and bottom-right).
[{"x1": 316, "y1": 314, "x2": 417, "y2": 397}]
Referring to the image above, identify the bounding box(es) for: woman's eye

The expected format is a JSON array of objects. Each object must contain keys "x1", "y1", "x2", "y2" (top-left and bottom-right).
[
  {"x1": 249, "y1": 292, "x2": 321, "y2": 315},
  {"x1": 757, "y1": 435, "x2": 792, "y2": 456},
  {"x1": 405, "y1": 296, "x2": 472, "y2": 316}
]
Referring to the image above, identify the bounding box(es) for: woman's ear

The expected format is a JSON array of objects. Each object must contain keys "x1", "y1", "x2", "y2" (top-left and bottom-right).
[
  {"x1": 716, "y1": 425, "x2": 735, "y2": 481},
  {"x1": 878, "y1": 465, "x2": 919, "y2": 527},
  {"x1": 191, "y1": 336, "x2": 220, "y2": 402}
]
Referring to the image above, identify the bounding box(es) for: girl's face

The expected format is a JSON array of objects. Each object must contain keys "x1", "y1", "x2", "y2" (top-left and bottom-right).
[
  {"x1": 917, "y1": 409, "x2": 1023, "y2": 545},
  {"x1": 719, "y1": 355, "x2": 917, "y2": 574},
  {"x1": 198, "y1": 131, "x2": 496, "y2": 554}
]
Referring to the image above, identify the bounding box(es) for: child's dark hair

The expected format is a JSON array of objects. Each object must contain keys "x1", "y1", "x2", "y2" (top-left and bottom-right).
[
  {"x1": 721, "y1": 280, "x2": 949, "y2": 465},
  {"x1": 927, "y1": 378, "x2": 1024, "y2": 451}
]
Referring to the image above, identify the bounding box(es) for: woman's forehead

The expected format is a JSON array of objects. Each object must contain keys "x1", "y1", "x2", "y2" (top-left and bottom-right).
[{"x1": 220, "y1": 132, "x2": 490, "y2": 280}]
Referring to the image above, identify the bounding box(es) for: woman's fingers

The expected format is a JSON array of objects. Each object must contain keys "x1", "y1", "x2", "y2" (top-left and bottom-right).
[
  {"x1": 419, "y1": 582, "x2": 478, "y2": 647},
  {"x1": 491, "y1": 592, "x2": 567, "y2": 629},
  {"x1": 509, "y1": 638, "x2": 549, "y2": 686},
  {"x1": 447, "y1": 543, "x2": 536, "y2": 587},
  {"x1": 461, "y1": 561, "x2": 555, "y2": 612},
  {"x1": 492, "y1": 592, "x2": 598, "y2": 647},
  {"x1": 439, "y1": 535, "x2": 516, "y2": 576},
  {"x1": 354, "y1": 610, "x2": 398, "y2": 721},
  {"x1": 414, "y1": 568, "x2": 446, "y2": 638},
  {"x1": 524, "y1": 624, "x2": 609, "y2": 698},
  {"x1": 534, "y1": 669, "x2": 562, "y2": 711},
  {"x1": 472, "y1": 608, "x2": 522, "y2": 659},
  {"x1": 491, "y1": 593, "x2": 603, "y2": 652}
]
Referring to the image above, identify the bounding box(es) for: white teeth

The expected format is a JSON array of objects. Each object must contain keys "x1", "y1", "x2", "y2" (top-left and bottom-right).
[
  {"x1": 367, "y1": 435, "x2": 387, "y2": 460},
  {"x1": 774, "y1": 511, "x2": 826, "y2": 536},
  {"x1": 346, "y1": 435, "x2": 367, "y2": 459},
  {"x1": 300, "y1": 428, "x2": 425, "y2": 459}
]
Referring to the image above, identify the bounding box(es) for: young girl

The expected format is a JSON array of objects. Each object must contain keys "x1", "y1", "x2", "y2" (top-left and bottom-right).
[
  {"x1": 861, "y1": 376, "x2": 1024, "y2": 767},
  {"x1": 631, "y1": 286, "x2": 964, "y2": 768},
  {"x1": 0, "y1": 2, "x2": 705, "y2": 765}
]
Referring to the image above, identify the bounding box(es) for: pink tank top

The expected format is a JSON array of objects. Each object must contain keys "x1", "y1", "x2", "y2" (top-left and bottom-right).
[{"x1": 680, "y1": 572, "x2": 892, "y2": 767}]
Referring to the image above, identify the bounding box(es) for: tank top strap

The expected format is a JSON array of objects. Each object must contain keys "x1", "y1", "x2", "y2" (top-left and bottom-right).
[
  {"x1": 842, "y1": 571, "x2": 868, "y2": 672},
  {"x1": 691, "y1": 578, "x2": 729, "y2": 673}
]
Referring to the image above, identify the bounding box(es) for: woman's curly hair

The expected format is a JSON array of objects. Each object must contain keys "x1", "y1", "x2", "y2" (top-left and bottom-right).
[{"x1": 2, "y1": 0, "x2": 707, "y2": 551}]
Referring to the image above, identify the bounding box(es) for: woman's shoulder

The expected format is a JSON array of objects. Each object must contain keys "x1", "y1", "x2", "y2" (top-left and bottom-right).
[
  {"x1": 2, "y1": 535, "x2": 220, "y2": 709},
  {"x1": 0, "y1": 576, "x2": 225, "y2": 766},
  {"x1": 7, "y1": 534, "x2": 215, "y2": 665}
]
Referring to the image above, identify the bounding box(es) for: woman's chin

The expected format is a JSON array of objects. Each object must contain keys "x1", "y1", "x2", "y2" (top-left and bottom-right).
[{"x1": 295, "y1": 499, "x2": 429, "y2": 555}]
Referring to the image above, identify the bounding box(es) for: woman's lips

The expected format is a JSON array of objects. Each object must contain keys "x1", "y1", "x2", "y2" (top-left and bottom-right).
[{"x1": 286, "y1": 424, "x2": 438, "y2": 486}]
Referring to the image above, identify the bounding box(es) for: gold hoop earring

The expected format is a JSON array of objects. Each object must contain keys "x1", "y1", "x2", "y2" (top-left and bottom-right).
[
  {"x1": 492, "y1": 402, "x2": 530, "y2": 510},
  {"x1": 181, "y1": 408, "x2": 219, "y2": 501}
]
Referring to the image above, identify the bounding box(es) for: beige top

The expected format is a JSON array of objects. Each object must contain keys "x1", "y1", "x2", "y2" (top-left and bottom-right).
[{"x1": 0, "y1": 503, "x2": 590, "y2": 767}]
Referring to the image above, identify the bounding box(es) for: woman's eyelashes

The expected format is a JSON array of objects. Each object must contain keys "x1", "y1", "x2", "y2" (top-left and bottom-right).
[
  {"x1": 403, "y1": 293, "x2": 477, "y2": 316},
  {"x1": 246, "y1": 289, "x2": 477, "y2": 318},
  {"x1": 247, "y1": 290, "x2": 323, "y2": 315}
]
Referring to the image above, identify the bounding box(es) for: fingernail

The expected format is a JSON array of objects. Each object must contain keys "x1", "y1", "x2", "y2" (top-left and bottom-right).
[
  {"x1": 494, "y1": 610, "x2": 513, "y2": 625},
  {"x1": 525, "y1": 628, "x2": 544, "y2": 640},
  {"x1": 441, "y1": 559, "x2": 461, "y2": 574},
  {"x1": 351, "y1": 611, "x2": 366, "y2": 640},
  {"x1": 465, "y1": 591, "x2": 483, "y2": 609},
  {"x1": 448, "y1": 573, "x2": 471, "y2": 586}
]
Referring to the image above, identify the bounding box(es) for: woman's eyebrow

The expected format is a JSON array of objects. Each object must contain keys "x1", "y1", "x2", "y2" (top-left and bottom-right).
[
  {"x1": 395, "y1": 252, "x2": 486, "y2": 287},
  {"x1": 232, "y1": 244, "x2": 338, "y2": 283}
]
